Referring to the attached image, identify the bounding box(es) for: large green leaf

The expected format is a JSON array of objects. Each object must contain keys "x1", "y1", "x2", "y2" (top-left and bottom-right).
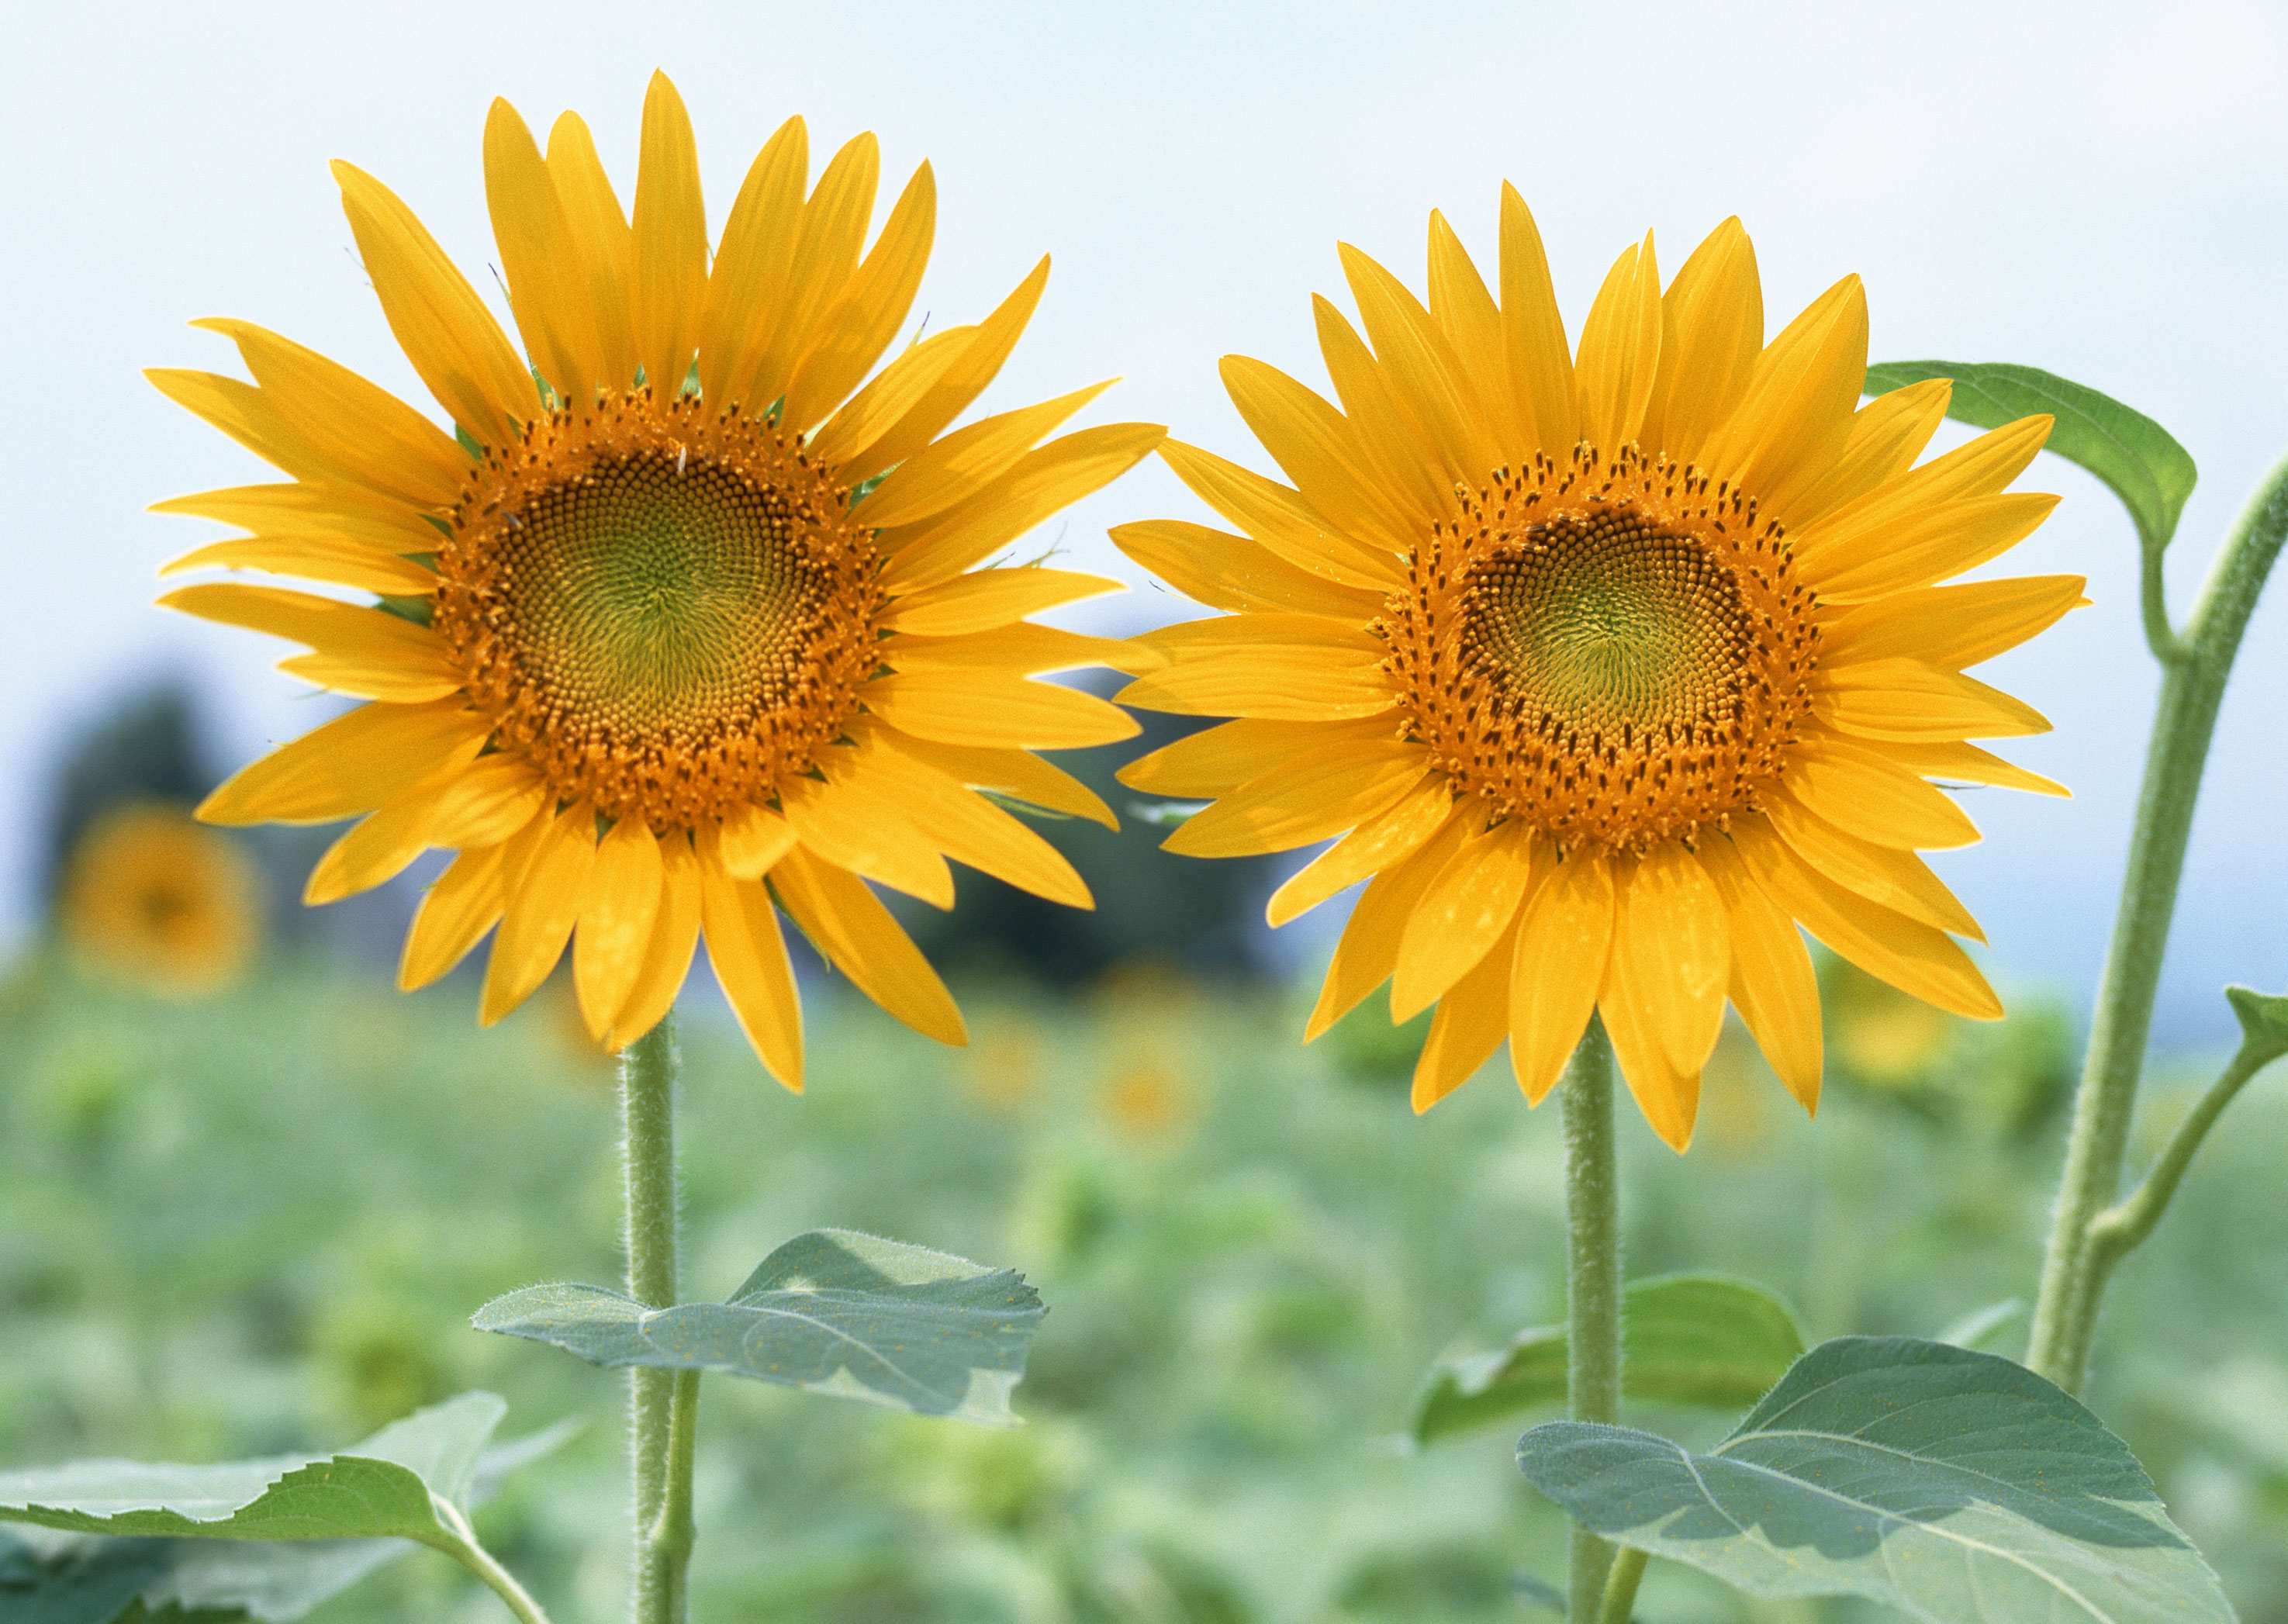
[
  {"x1": 475, "y1": 1228, "x2": 1047, "y2": 1426},
  {"x1": 1410, "y1": 1275, "x2": 1804, "y2": 1446},
  {"x1": 1517, "y1": 1336, "x2": 2232, "y2": 1623},
  {"x1": 0, "y1": 1398, "x2": 573, "y2": 1622},
  {"x1": 1862, "y1": 361, "x2": 2196, "y2": 553}
]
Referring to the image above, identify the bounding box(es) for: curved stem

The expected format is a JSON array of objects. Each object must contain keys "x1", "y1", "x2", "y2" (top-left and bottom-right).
[
  {"x1": 2027, "y1": 449, "x2": 2288, "y2": 1393},
  {"x1": 429, "y1": 1498, "x2": 556, "y2": 1624},
  {"x1": 1562, "y1": 1018, "x2": 1621, "y2": 1624},
  {"x1": 2139, "y1": 541, "x2": 2190, "y2": 665},
  {"x1": 2083, "y1": 1039, "x2": 2285, "y2": 1286},
  {"x1": 620, "y1": 1014, "x2": 696, "y2": 1624},
  {"x1": 1596, "y1": 1545, "x2": 1647, "y2": 1624}
]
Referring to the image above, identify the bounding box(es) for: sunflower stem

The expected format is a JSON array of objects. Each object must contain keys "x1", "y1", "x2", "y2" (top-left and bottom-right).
[
  {"x1": 620, "y1": 1013, "x2": 697, "y2": 1624},
  {"x1": 1561, "y1": 1018, "x2": 1621, "y2": 1624},
  {"x1": 2027, "y1": 447, "x2": 2288, "y2": 1394},
  {"x1": 1595, "y1": 1545, "x2": 1647, "y2": 1624}
]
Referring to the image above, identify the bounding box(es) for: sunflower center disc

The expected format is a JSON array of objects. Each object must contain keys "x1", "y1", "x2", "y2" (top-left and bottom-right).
[
  {"x1": 1381, "y1": 446, "x2": 1822, "y2": 850},
  {"x1": 437, "y1": 392, "x2": 883, "y2": 829}
]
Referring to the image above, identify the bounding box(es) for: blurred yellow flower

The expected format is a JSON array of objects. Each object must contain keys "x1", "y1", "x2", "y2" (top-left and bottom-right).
[
  {"x1": 151, "y1": 72, "x2": 1162, "y2": 1084},
  {"x1": 963, "y1": 1017, "x2": 1046, "y2": 1114},
  {"x1": 60, "y1": 802, "x2": 261, "y2": 998},
  {"x1": 1097, "y1": 1049, "x2": 1200, "y2": 1147},
  {"x1": 1116, "y1": 193, "x2": 2075, "y2": 1149},
  {"x1": 1827, "y1": 958, "x2": 1955, "y2": 1086}
]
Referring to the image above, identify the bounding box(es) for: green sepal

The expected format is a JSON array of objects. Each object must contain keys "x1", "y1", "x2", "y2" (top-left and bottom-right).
[{"x1": 1863, "y1": 360, "x2": 2196, "y2": 554}]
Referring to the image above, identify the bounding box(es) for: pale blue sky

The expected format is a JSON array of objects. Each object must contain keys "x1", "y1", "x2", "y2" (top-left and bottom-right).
[{"x1": 3, "y1": 0, "x2": 2284, "y2": 1045}]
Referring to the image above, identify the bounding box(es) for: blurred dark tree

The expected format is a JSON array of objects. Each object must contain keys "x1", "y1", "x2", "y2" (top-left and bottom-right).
[{"x1": 39, "y1": 681, "x2": 211, "y2": 909}]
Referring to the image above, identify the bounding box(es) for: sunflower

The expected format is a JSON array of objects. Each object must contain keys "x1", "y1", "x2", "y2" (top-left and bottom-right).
[
  {"x1": 1112, "y1": 192, "x2": 2075, "y2": 1149},
  {"x1": 60, "y1": 802, "x2": 262, "y2": 998},
  {"x1": 151, "y1": 74, "x2": 1162, "y2": 1084}
]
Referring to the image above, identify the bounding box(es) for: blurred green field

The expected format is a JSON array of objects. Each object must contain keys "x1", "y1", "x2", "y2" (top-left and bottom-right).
[{"x1": 2, "y1": 950, "x2": 2284, "y2": 1622}]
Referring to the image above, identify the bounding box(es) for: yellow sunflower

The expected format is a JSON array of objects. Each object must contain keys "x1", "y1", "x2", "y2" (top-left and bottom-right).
[
  {"x1": 60, "y1": 802, "x2": 262, "y2": 998},
  {"x1": 1113, "y1": 192, "x2": 2076, "y2": 1149},
  {"x1": 150, "y1": 74, "x2": 1162, "y2": 1084}
]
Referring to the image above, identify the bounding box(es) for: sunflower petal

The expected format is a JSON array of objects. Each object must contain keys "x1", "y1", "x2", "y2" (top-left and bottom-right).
[
  {"x1": 1697, "y1": 834, "x2": 1822, "y2": 1111},
  {"x1": 1699, "y1": 274, "x2": 1865, "y2": 520},
  {"x1": 859, "y1": 382, "x2": 1114, "y2": 530},
  {"x1": 1166, "y1": 739, "x2": 1427, "y2": 859},
  {"x1": 1312, "y1": 293, "x2": 1453, "y2": 517},
  {"x1": 1341, "y1": 240, "x2": 1499, "y2": 479},
  {"x1": 574, "y1": 817, "x2": 665, "y2": 1042},
  {"x1": 1392, "y1": 819, "x2": 1540, "y2": 1020},
  {"x1": 1783, "y1": 736, "x2": 1979, "y2": 850},
  {"x1": 198, "y1": 700, "x2": 488, "y2": 826},
  {"x1": 1574, "y1": 232, "x2": 1662, "y2": 454},
  {"x1": 839, "y1": 257, "x2": 1051, "y2": 475},
  {"x1": 1156, "y1": 437, "x2": 1403, "y2": 591},
  {"x1": 770, "y1": 847, "x2": 966, "y2": 1045},
  {"x1": 745, "y1": 132, "x2": 880, "y2": 416},
  {"x1": 1888, "y1": 740, "x2": 2069, "y2": 799},
  {"x1": 1815, "y1": 659, "x2": 2051, "y2": 741},
  {"x1": 885, "y1": 736, "x2": 1117, "y2": 828},
  {"x1": 1498, "y1": 185, "x2": 1578, "y2": 454},
  {"x1": 1820, "y1": 574, "x2": 2087, "y2": 672},
  {"x1": 399, "y1": 839, "x2": 513, "y2": 991},
  {"x1": 1507, "y1": 851, "x2": 1614, "y2": 1104},
  {"x1": 1267, "y1": 773, "x2": 1454, "y2": 926},
  {"x1": 544, "y1": 111, "x2": 637, "y2": 390},
  {"x1": 783, "y1": 162, "x2": 935, "y2": 434},
  {"x1": 1639, "y1": 217, "x2": 1761, "y2": 465},
  {"x1": 1784, "y1": 378, "x2": 1951, "y2": 527},
  {"x1": 304, "y1": 774, "x2": 454, "y2": 905},
  {"x1": 883, "y1": 567, "x2": 1126, "y2": 635},
  {"x1": 1111, "y1": 520, "x2": 1384, "y2": 620},
  {"x1": 697, "y1": 859, "x2": 804, "y2": 1091},
  {"x1": 483, "y1": 98, "x2": 605, "y2": 403},
  {"x1": 714, "y1": 802, "x2": 799, "y2": 879},
  {"x1": 1763, "y1": 784, "x2": 1982, "y2": 938},
  {"x1": 849, "y1": 735, "x2": 1092, "y2": 907},
  {"x1": 1412, "y1": 916, "x2": 1518, "y2": 1114},
  {"x1": 481, "y1": 801, "x2": 597, "y2": 1025},
  {"x1": 781, "y1": 767, "x2": 955, "y2": 908},
  {"x1": 631, "y1": 71, "x2": 707, "y2": 403},
  {"x1": 1304, "y1": 816, "x2": 1469, "y2": 1040},
  {"x1": 165, "y1": 537, "x2": 437, "y2": 597},
  {"x1": 613, "y1": 830, "x2": 703, "y2": 1048},
  {"x1": 869, "y1": 670, "x2": 1139, "y2": 748},
  {"x1": 698, "y1": 115, "x2": 808, "y2": 409}
]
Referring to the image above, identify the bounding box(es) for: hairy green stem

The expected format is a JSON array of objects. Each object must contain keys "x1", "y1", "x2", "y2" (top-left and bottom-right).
[
  {"x1": 2027, "y1": 448, "x2": 2288, "y2": 1393},
  {"x1": 620, "y1": 1014, "x2": 696, "y2": 1624},
  {"x1": 1562, "y1": 1018, "x2": 1620, "y2": 1624},
  {"x1": 1595, "y1": 1545, "x2": 1647, "y2": 1624},
  {"x1": 2138, "y1": 541, "x2": 2189, "y2": 665}
]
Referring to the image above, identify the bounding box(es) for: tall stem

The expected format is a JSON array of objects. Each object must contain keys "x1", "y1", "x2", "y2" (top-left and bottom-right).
[
  {"x1": 1562, "y1": 1018, "x2": 1621, "y2": 1624},
  {"x1": 620, "y1": 1014, "x2": 696, "y2": 1624},
  {"x1": 2027, "y1": 450, "x2": 2288, "y2": 1392}
]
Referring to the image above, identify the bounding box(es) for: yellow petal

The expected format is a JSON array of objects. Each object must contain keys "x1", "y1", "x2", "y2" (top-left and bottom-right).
[
  {"x1": 1506, "y1": 849, "x2": 1613, "y2": 1104},
  {"x1": 1809, "y1": 493, "x2": 2060, "y2": 603},
  {"x1": 163, "y1": 537, "x2": 437, "y2": 597},
  {"x1": 1730, "y1": 819, "x2": 2000, "y2": 1020},
  {"x1": 883, "y1": 567, "x2": 1126, "y2": 636},
  {"x1": 808, "y1": 323, "x2": 974, "y2": 472},
  {"x1": 743, "y1": 131, "x2": 880, "y2": 416},
  {"x1": 859, "y1": 382, "x2": 1114, "y2": 530},
  {"x1": 613, "y1": 830, "x2": 702, "y2": 1048},
  {"x1": 198, "y1": 699, "x2": 487, "y2": 826},
  {"x1": 698, "y1": 115, "x2": 809, "y2": 409},
  {"x1": 713, "y1": 802, "x2": 799, "y2": 879},
  {"x1": 305, "y1": 773, "x2": 454, "y2": 905},
  {"x1": 160, "y1": 583, "x2": 458, "y2": 695},
  {"x1": 1763, "y1": 783, "x2": 1982, "y2": 938},
  {"x1": 780, "y1": 767, "x2": 955, "y2": 907},
  {"x1": 867, "y1": 671, "x2": 1138, "y2": 749},
  {"x1": 783, "y1": 162, "x2": 935, "y2": 434},
  {"x1": 1312, "y1": 294, "x2": 1452, "y2": 519},
  {"x1": 1597, "y1": 980, "x2": 1700, "y2": 1152},
  {"x1": 1115, "y1": 643, "x2": 1395, "y2": 721},
  {"x1": 1304, "y1": 816, "x2": 1469, "y2": 1039},
  {"x1": 1638, "y1": 217, "x2": 1761, "y2": 465},
  {"x1": 1783, "y1": 378, "x2": 1951, "y2": 528},
  {"x1": 574, "y1": 817, "x2": 665, "y2": 1042},
  {"x1": 1820, "y1": 574, "x2": 2087, "y2": 672},
  {"x1": 1426, "y1": 208, "x2": 1525, "y2": 452},
  {"x1": 1698, "y1": 275, "x2": 1865, "y2": 520},
  {"x1": 1411, "y1": 916, "x2": 1518, "y2": 1114},
  {"x1": 697, "y1": 859, "x2": 804, "y2": 1090},
  {"x1": 631, "y1": 71, "x2": 707, "y2": 403},
  {"x1": 1111, "y1": 520, "x2": 1383, "y2": 620},
  {"x1": 1498, "y1": 185, "x2": 1578, "y2": 454},
  {"x1": 833, "y1": 257, "x2": 1049, "y2": 475},
  {"x1": 850, "y1": 734, "x2": 1091, "y2": 907},
  {"x1": 399, "y1": 838, "x2": 514, "y2": 991},
  {"x1": 770, "y1": 847, "x2": 966, "y2": 1045},
  {"x1": 1573, "y1": 232, "x2": 1662, "y2": 454},
  {"x1": 1267, "y1": 774, "x2": 1454, "y2": 927},
  {"x1": 427, "y1": 755, "x2": 551, "y2": 849},
  {"x1": 1887, "y1": 740, "x2": 2069, "y2": 799},
  {"x1": 879, "y1": 423, "x2": 1166, "y2": 593},
  {"x1": 1116, "y1": 716, "x2": 1352, "y2": 796},
  {"x1": 1218, "y1": 355, "x2": 1419, "y2": 553},
  {"x1": 1796, "y1": 414, "x2": 2053, "y2": 565},
  {"x1": 1391, "y1": 819, "x2": 1540, "y2": 1020},
  {"x1": 1696, "y1": 835, "x2": 1822, "y2": 1111},
  {"x1": 884, "y1": 623, "x2": 1160, "y2": 678},
  {"x1": 1166, "y1": 738, "x2": 1429, "y2": 859},
  {"x1": 151, "y1": 482, "x2": 445, "y2": 554},
  {"x1": 187, "y1": 319, "x2": 467, "y2": 506},
  {"x1": 1607, "y1": 845, "x2": 1730, "y2": 1076},
  {"x1": 483, "y1": 98, "x2": 606, "y2": 403},
  {"x1": 481, "y1": 800, "x2": 597, "y2": 1025},
  {"x1": 544, "y1": 111, "x2": 637, "y2": 392},
  {"x1": 1156, "y1": 437, "x2": 1402, "y2": 592},
  {"x1": 1339, "y1": 240, "x2": 1498, "y2": 480},
  {"x1": 1782, "y1": 736, "x2": 1979, "y2": 850},
  {"x1": 330, "y1": 160, "x2": 539, "y2": 445},
  {"x1": 885, "y1": 737, "x2": 1116, "y2": 828},
  {"x1": 1814, "y1": 659, "x2": 2051, "y2": 742}
]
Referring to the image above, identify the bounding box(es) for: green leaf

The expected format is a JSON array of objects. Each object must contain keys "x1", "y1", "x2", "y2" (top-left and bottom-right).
[
  {"x1": 1862, "y1": 361, "x2": 2196, "y2": 553},
  {"x1": 2225, "y1": 983, "x2": 2288, "y2": 1059},
  {"x1": 0, "y1": 1398, "x2": 573, "y2": 1622},
  {"x1": 1411, "y1": 1274, "x2": 1804, "y2": 1446},
  {"x1": 1517, "y1": 1336, "x2": 2233, "y2": 1623},
  {"x1": 475, "y1": 1228, "x2": 1047, "y2": 1427}
]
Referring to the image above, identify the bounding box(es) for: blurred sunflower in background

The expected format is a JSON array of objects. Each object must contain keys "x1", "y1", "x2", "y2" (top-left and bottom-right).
[
  {"x1": 152, "y1": 72, "x2": 1163, "y2": 1086},
  {"x1": 1117, "y1": 191, "x2": 2076, "y2": 1149},
  {"x1": 59, "y1": 802, "x2": 262, "y2": 998}
]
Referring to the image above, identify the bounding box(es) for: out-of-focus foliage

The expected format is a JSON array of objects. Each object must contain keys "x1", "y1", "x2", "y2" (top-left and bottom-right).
[{"x1": 0, "y1": 949, "x2": 2280, "y2": 1622}]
